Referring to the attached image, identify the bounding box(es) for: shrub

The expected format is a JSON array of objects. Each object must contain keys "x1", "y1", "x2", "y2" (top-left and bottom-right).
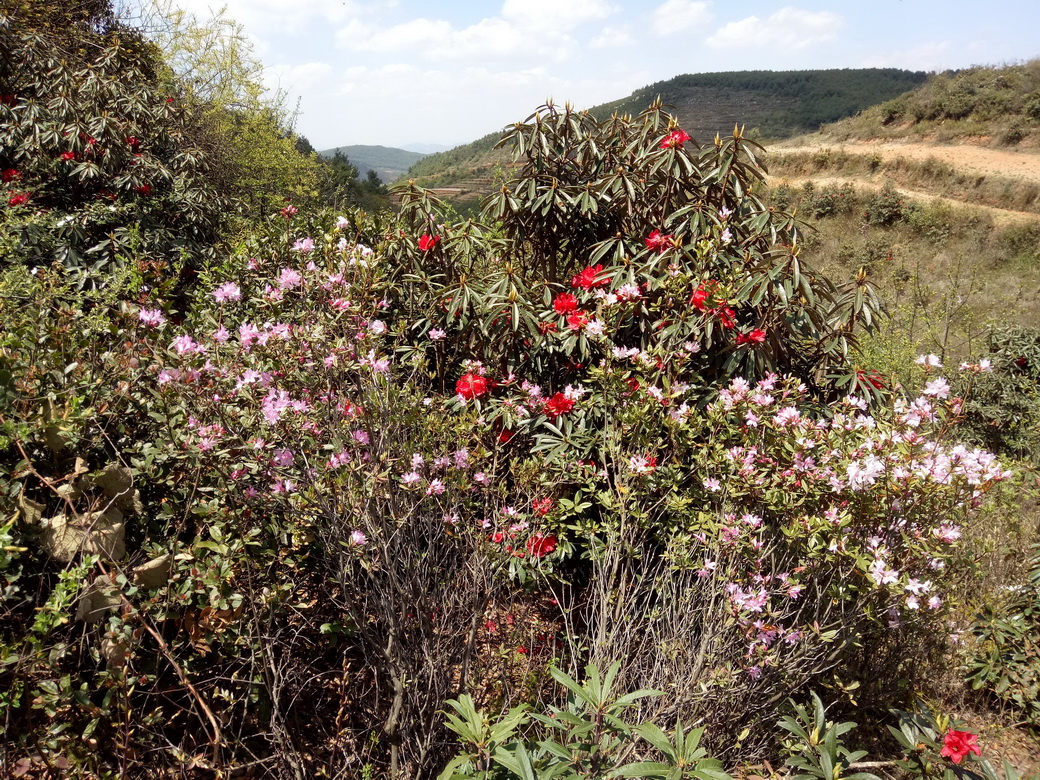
[
  {"x1": 863, "y1": 184, "x2": 906, "y2": 227},
  {"x1": 0, "y1": 3, "x2": 227, "y2": 286},
  {"x1": 966, "y1": 545, "x2": 1040, "y2": 731}
]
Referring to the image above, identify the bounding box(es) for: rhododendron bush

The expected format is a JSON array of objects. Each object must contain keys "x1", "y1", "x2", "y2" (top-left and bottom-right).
[
  {"x1": 0, "y1": 100, "x2": 1021, "y2": 777},
  {"x1": 141, "y1": 200, "x2": 1007, "y2": 768}
]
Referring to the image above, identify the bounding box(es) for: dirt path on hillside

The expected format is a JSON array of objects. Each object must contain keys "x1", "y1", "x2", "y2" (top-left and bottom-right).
[
  {"x1": 766, "y1": 174, "x2": 1040, "y2": 226},
  {"x1": 765, "y1": 136, "x2": 1040, "y2": 223},
  {"x1": 772, "y1": 136, "x2": 1040, "y2": 183}
]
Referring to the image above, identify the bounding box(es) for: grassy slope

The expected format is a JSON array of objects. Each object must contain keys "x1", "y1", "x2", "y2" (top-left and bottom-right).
[
  {"x1": 759, "y1": 63, "x2": 1040, "y2": 369},
  {"x1": 817, "y1": 59, "x2": 1040, "y2": 146}
]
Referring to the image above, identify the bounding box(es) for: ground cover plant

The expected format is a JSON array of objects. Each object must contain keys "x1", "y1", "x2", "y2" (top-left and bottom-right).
[{"x1": 3, "y1": 6, "x2": 1040, "y2": 777}]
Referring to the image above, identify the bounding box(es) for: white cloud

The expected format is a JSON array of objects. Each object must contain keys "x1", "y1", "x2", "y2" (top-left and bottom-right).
[
  {"x1": 590, "y1": 26, "x2": 635, "y2": 48},
  {"x1": 501, "y1": 0, "x2": 618, "y2": 32},
  {"x1": 167, "y1": 0, "x2": 366, "y2": 35},
  {"x1": 650, "y1": 0, "x2": 713, "y2": 37},
  {"x1": 318, "y1": 62, "x2": 648, "y2": 148},
  {"x1": 860, "y1": 41, "x2": 955, "y2": 71},
  {"x1": 339, "y1": 14, "x2": 575, "y2": 64},
  {"x1": 706, "y1": 7, "x2": 843, "y2": 50}
]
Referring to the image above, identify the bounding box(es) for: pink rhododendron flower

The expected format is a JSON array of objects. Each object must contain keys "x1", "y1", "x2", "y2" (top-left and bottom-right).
[
  {"x1": 138, "y1": 308, "x2": 166, "y2": 327},
  {"x1": 213, "y1": 282, "x2": 241, "y2": 303}
]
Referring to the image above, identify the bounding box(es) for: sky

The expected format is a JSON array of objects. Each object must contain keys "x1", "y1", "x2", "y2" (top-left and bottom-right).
[{"x1": 157, "y1": 0, "x2": 1040, "y2": 152}]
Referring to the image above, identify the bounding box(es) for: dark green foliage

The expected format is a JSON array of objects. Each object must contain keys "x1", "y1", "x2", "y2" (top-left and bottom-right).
[
  {"x1": 801, "y1": 182, "x2": 857, "y2": 219},
  {"x1": 956, "y1": 326, "x2": 1040, "y2": 460},
  {"x1": 0, "y1": 3, "x2": 227, "y2": 286},
  {"x1": 316, "y1": 149, "x2": 392, "y2": 210},
  {"x1": 965, "y1": 544, "x2": 1040, "y2": 736},
  {"x1": 966, "y1": 545, "x2": 1040, "y2": 731}
]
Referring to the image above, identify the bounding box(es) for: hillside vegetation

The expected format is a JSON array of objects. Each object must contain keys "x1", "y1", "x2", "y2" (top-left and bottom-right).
[
  {"x1": 407, "y1": 68, "x2": 927, "y2": 198},
  {"x1": 821, "y1": 60, "x2": 1040, "y2": 146}
]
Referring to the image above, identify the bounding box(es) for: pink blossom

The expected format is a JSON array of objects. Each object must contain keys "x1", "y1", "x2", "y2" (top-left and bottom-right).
[
  {"x1": 278, "y1": 268, "x2": 303, "y2": 290},
  {"x1": 138, "y1": 308, "x2": 166, "y2": 327},
  {"x1": 350, "y1": 530, "x2": 368, "y2": 545},
  {"x1": 292, "y1": 237, "x2": 315, "y2": 253},
  {"x1": 213, "y1": 282, "x2": 241, "y2": 302}
]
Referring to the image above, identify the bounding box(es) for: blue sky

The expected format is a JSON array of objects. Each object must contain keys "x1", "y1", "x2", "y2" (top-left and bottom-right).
[{"x1": 164, "y1": 0, "x2": 1040, "y2": 150}]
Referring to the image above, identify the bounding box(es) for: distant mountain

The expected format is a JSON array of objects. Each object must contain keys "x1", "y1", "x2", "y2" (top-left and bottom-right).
[
  {"x1": 400, "y1": 142, "x2": 454, "y2": 154},
  {"x1": 406, "y1": 68, "x2": 929, "y2": 199},
  {"x1": 318, "y1": 144, "x2": 426, "y2": 183}
]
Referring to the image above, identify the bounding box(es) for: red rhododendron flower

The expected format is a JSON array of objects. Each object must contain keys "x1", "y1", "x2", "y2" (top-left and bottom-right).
[
  {"x1": 489, "y1": 531, "x2": 506, "y2": 544},
  {"x1": 566, "y1": 311, "x2": 589, "y2": 331},
  {"x1": 532, "y1": 497, "x2": 553, "y2": 516},
  {"x1": 857, "y1": 369, "x2": 886, "y2": 390},
  {"x1": 8, "y1": 192, "x2": 30, "y2": 207},
  {"x1": 737, "y1": 328, "x2": 767, "y2": 345},
  {"x1": 690, "y1": 281, "x2": 716, "y2": 311},
  {"x1": 59, "y1": 151, "x2": 75, "y2": 161},
  {"x1": 418, "y1": 233, "x2": 441, "y2": 252},
  {"x1": 2, "y1": 168, "x2": 20, "y2": 183},
  {"x1": 660, "y1": 129, "x2": 691, "y2": 149},
  {"x1": 544, "y1": 392, "x2": 575, "y2": 418},
  {"x1": 571, "y1": 264, "x2": 609, "y2": 290},
  {"x1": 718, "y1": 307, "x2": 736, "y2": 330},
  {"x1": 280, "y1": 204, "x2": 297, "y2": 217},
  {"x1": 498, "y1": 429, "x2": 515, "y2": 444},
  {"x1": 456, "y1": 372, "x2": 489, "y2": 400},
  {"x1": 538, "y1": 320, "x2": 558, "y2": 334},
  {"x1": 134, "y1": 183, "x2": 152, "y2": 196},
  {"x1": 526, "y1": 533, "x2": 558, "y2": 558},
  {"x1": 126, "y1": 136, "x2": 139, "y2": 147},
  {"x1": 940, "y1": 729, "x2": 980, "y2": 765},
  {"x1": 553, "y1": 292, "x2": 578, "y2": 314},
  {"x1": 645, "y1": 229, "x2": 673, "y2": 253}
]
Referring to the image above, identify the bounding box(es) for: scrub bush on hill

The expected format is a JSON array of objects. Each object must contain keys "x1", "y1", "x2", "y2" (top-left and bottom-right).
[{"x1": 0, "y1": 102, "x2": 1022, "y2": 777}]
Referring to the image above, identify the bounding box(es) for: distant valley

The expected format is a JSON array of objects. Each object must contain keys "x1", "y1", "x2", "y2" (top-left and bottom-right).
[{"x1": 317, "y1": 144, "x2": 428, "y2": 183}]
